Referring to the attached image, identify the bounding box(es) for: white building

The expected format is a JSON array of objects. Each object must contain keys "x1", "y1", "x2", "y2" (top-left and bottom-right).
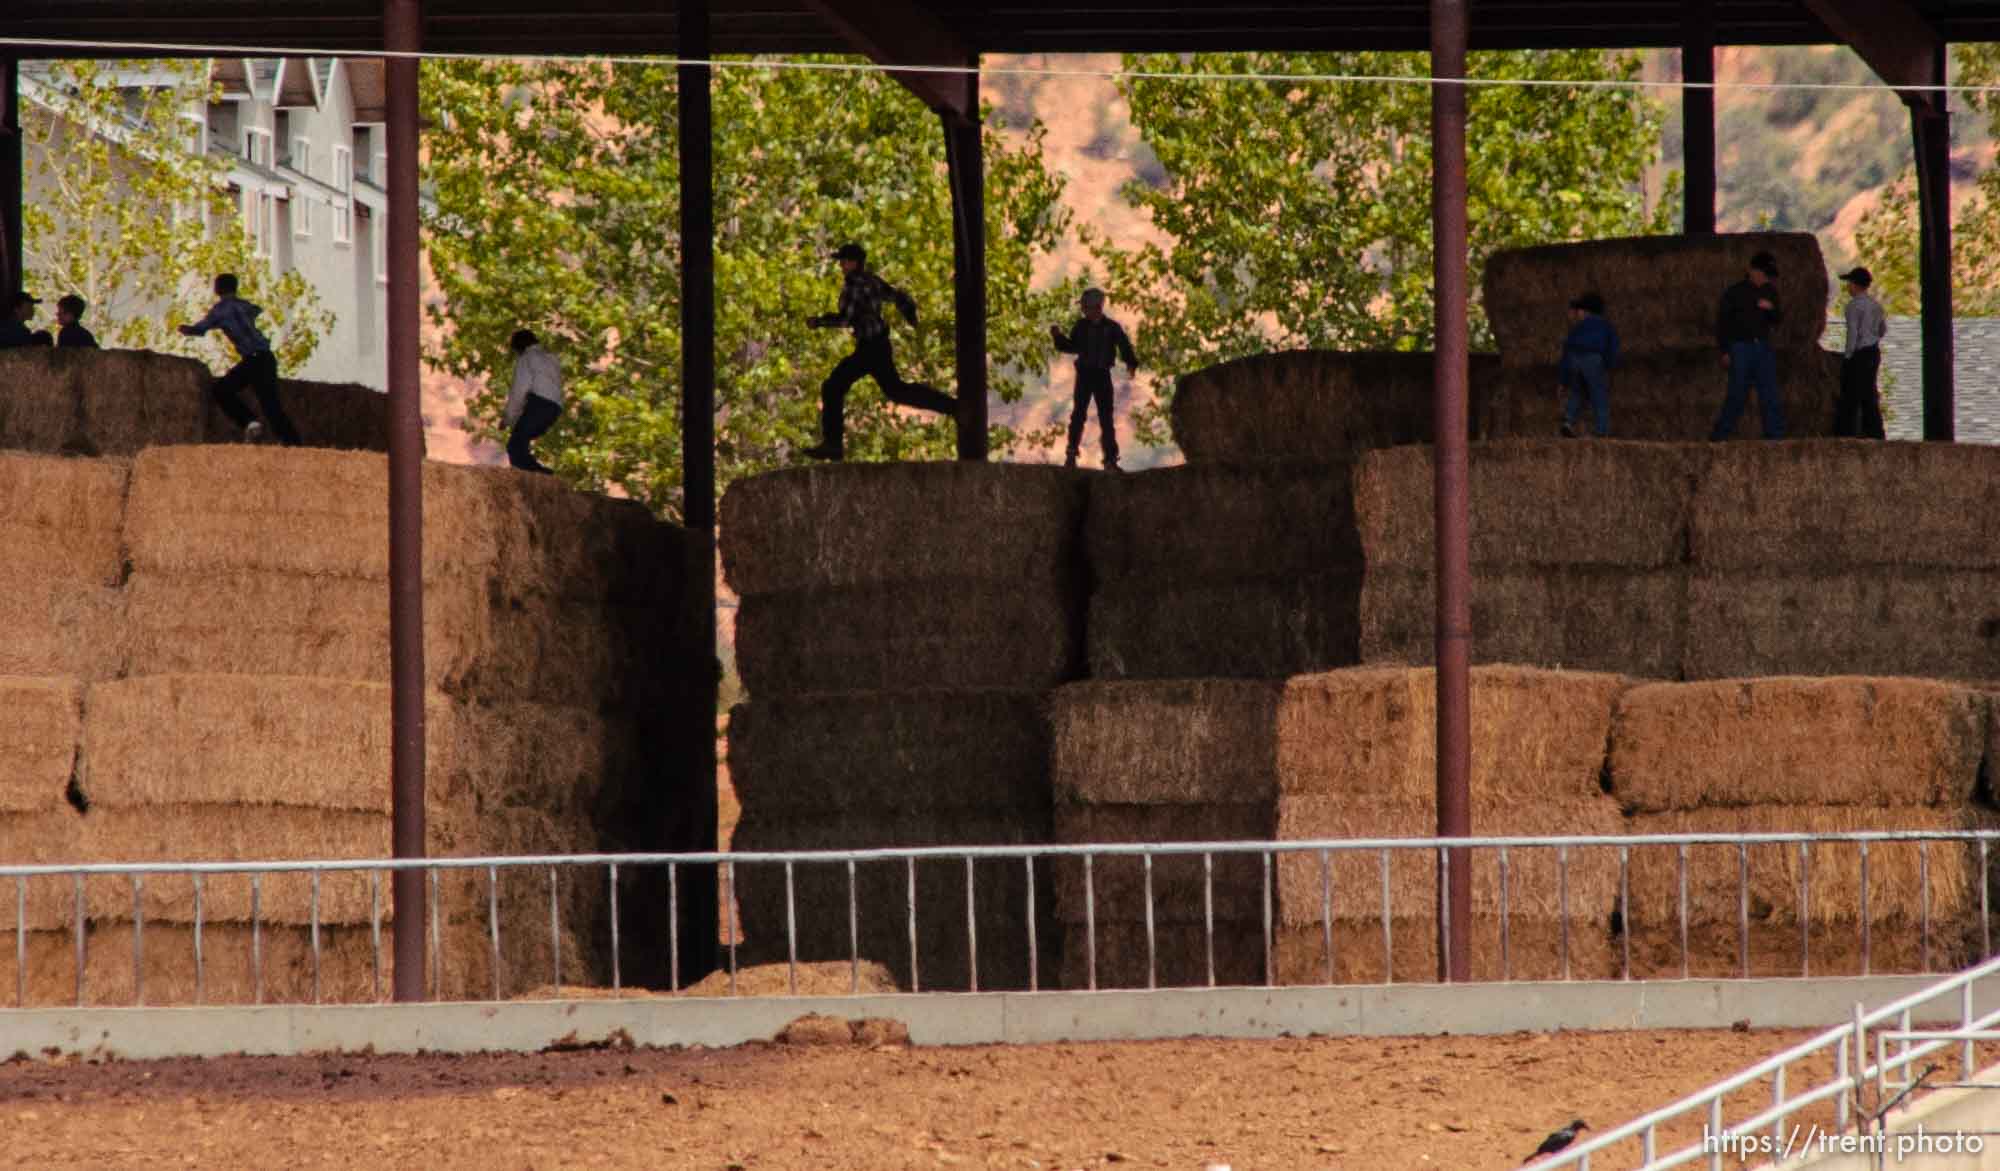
[{"x1": 25, "y1": 58, "x2": 393, "y2": 389}]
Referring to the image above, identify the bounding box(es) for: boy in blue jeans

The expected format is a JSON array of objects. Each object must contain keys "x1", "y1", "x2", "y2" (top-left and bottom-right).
[{"x1": 1557, "y1": 292, "x2": 1618, "y2": 438}]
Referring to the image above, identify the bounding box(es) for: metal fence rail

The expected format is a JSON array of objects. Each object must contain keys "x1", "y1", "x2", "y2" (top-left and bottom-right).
[
  {"x1": 0, "y1": 829, "x2": 1994, "y2": 1008},
  {"x1": 1542, "y1": 952, "x2": 2000, "y2": 1169}
]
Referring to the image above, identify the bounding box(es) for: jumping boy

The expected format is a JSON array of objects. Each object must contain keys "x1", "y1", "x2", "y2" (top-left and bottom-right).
[
  {"x1": 802, "y1": 243, "x2": 956, "y2": 461},
  {"x1": 56, "y1": 295, "x2": 98, "y2": 349},
  {"x1": 1556, "y1": 292, "x2": 1618, "y2": 438},
  {"x1": 178, "y1": 274, "x2": 302, "y2": 446},
  {"x1": 1050, "y1": 287, "x2": 1138, "y2": 470}
]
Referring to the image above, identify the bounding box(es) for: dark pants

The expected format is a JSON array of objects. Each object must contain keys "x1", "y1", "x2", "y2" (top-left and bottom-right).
[
  {"x1": 507, "y1": 394, "x2": 562, "y2": 473},
  {"x1": 1834, "y1": 345, "x2": 1885, "y2": 440},
  {"x1": 1710, "y1": 340, "x2": 1786, "y2": 440},
  {"x1": 1562, "y1": 352, "x2": 1610, "y2": 437},
  {"x1": 818, "y1": 335, "x2": 957, "y2": 453},
  {"x1": 1066, "y1": 366, "x2": 1119, "y2": 463},
  {"x1": 211, "y1": 351, "x2": 301, "y2": 445}
]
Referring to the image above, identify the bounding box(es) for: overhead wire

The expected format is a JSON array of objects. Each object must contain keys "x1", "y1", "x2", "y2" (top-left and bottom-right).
[{"x1": 0, "y1": 34, "x2": 1983, "y2": 96}]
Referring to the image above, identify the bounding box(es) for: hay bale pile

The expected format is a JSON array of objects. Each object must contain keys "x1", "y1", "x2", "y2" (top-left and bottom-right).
[
  {"x1": 1355, "y1": 441, "x2": 1701, "y2": 678},
  {"x1": 1170, "y1": 351, "x2": 1500, "y2": 464},
  {"x1": 0, "y1": 447, "x2": 707, "y2": 1003},
  {"x1": 0, "y1": 452, "x2": 129, "y2": 679},
  {"x1": 1686, "y1": 443, "x2": 2000, "y2": 681},
  {"x1": 1085, "y1": 463, "x2": 1363, "y2": 679},
  {"x1": 1607, "y1": 677, "x2": 1998, "y2": 976},
  {"x1": 721, "y1": 463, "x2": 1084, "y2": 990},
  {"x1": 1050, "y1": 667, "x2": 1630, "y2": 988},
  {"x1": 1481, "y1": 232, "x2": 1835, "y2": 440},
  {"x1": 0, "y1": 348, "x2": 402, "y2": 455}
]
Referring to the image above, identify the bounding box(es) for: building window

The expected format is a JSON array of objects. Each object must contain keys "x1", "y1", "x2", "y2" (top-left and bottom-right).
[
  {"x1": 244, "y1": 126, "x2": 272, "y2": 168},
  {"x1": 333, "y1": 147, "x2": 354, "y2": 245},
  {"x1": 291, "y1": 139, "x2": 313, "y2": 239}
]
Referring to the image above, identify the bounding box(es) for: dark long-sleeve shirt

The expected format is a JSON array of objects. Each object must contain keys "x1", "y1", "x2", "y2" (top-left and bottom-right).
[
  {"x1": 1716, "y1": 279, "x2": 1781, "y2": 350},
  {"x1": 57, "y1": 323, "x2": 99, "y2": 349},
  {"x1": 1557, "y1": 314, "x2": 1618, "y2": 384},
  {"x1": 1055, "y1": 316, "x2": 1138, "y2": 371},
  {"x1": 0, "y1": 319, "x2": 51, "y2": 349},
  {"x1": 183, "y1": 296, "x2": 272, "y2": 359},
  {"x1": 810, "y1": 270, "x2": 912, "y2": 343}
]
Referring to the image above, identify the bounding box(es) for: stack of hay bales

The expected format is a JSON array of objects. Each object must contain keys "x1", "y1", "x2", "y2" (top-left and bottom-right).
[
  {"x1": 0, "y1": 446, "x2": 707, "y2": 1004},
  {"x1": 1050, "y1": 666, "x2": 1629, "y2": 988},
  {"x1": 1686, "y1": 443, "x2": 2000, "y2": 681},
  {"x1": 0, "y1": 347, "x2": 397, "y2": 455},
  {"x1": 721, "y1": 463, "x2": 1085, "y2": 991},
  {"x1": 1169, "y1": 350, "x2": 1499, "y2": 463},
  {"x1": 1086, "y1": 463, "x2": 1362, "y2": 678},
  {"x1": 0, "y1": 452, "x2": 129, "y2": 680},
  {"x1": 1609, "y1": 677, "x2": 1997, "y2": 977},
  {"x1": 1354, "y1": 441, "x2": 1701, "y2": 678},
  {"x1": 1481, "y1": 232, "x2": 1837, "y2": 440}
]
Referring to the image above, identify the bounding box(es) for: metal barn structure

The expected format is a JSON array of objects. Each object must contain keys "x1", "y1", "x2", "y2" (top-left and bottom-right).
[{"x1": 2, "y1": 0, "x2": 1992, "y2": 996}]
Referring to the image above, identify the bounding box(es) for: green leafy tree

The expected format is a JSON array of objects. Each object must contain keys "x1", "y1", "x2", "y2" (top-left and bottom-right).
[
  {"x1": 21, "y1": 59, "x2": 332, "y2": 371},
  {"x1": 1093, "y1": 51, "x2": 1675, "y2": 445},
  {"x1": 1850, "y1": 44, "x2": 2000, "y2": 316},
  {"x1": 421, "y1": 58, "x2": 1077, "y2": 520}
]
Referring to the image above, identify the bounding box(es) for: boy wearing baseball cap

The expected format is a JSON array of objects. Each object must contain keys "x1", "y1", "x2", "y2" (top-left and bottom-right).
[
  {"x1": 801, "y1": 242, "x2": 957, "y2": 461},
  {"x1": 1710, "y1": 250, "x2": 1786, "y2": 440},
  {"x1": 1834, "y1": 266, "x2": 1886, "y2": 439},
  {"x1": 0, "y1": 292, "x2": 53, "y2": 349}
]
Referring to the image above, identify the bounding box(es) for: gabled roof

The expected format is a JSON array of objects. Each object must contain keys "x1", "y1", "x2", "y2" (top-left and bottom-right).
[
  {"x1": 273, "y1": 57, "x2": 322, "y2": 108},
  {"x1": 1876, "y1": 318, "x2": 2000, "y2": 444},
  {"x1": 211, "y1": 58, "x2": 253, "y2": 99}
]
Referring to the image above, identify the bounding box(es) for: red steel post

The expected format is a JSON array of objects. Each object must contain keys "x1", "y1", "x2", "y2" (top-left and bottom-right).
[
  {"x1": 1430, "y1": 0, "x2": 1473, "y2": 984},
  {"x1": 384, "y1": 0, "x2": 428, "y2": 1002}
]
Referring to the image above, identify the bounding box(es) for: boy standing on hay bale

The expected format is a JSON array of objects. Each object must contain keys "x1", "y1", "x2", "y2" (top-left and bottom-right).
[
  {"x1": 55, "y1": 295, "x2": 98, "y2": 349},
  {"x1": 504, "y1": 328, "x2": 564, "y2": 474},
  {"x1": 0, "y1": 292, "x2": 53, "y2": 348},
  {"x1": 1050, "y1": 287, "x2": 1139, "y2": 470},
  {"x1": 802, "y1": 242, "x2": 958, "y2": 462},
  {"x1": 1834, "y1": 266, "x2": 1887, "y2": 440},
  {"x1": 1709, "y1": 251, "x2": 1787, "y2": 441},
  {"x1": 1556, "y1": 291, "x2": 1618, "y2": 438},
  {"x1": 177, "y1": 274, "x2": 303, "y2": 446}
]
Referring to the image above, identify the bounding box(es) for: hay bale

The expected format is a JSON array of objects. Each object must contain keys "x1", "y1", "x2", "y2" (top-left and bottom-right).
[
  {"x1": 1050, "y1": 803, "x2": 1276, "y2": 925},
  {"x1": 1619, "y1": 915, "x2": 1980, "y2": 980},
  {"x1": 259, "y1": 380, "x2": 394, "y2": 453},
  {"x1": 1482, "y1": 347, "x2": 1838, "y2": 441},
  {"x1": 1059, "y1": 921, "x2": 1266, "y2": 989},
  {"x1": 1622, "y1": 805, "x2": 1999, "y2": 931},
  {"x1": 727, "y1": 691, "x2": 1052, "y2": 818},
  {"x1": 1088, "y1": 571, "x2": 1364, "y2": 681},
  {"x1": 1609, "y1": 678, "x2": 1991, "y2": 813},
  {"x1": 124, "y1": 570, "x2": 691, "y2": 710},
  {"x1": 1169, "y1": 350, "x2": 1501, "y2": 464},
  {"x1": 0, "y1": 924, "x2": 391, "y2": 1007},
  {"x1": 1481, "y1": 232, "x2": 1830, "y2": 360},
  {"x1": 1360, "y1": 566, "x2": 1687, "y2": 679},
  {"x1": 719, "y1": 462, "x2": 1087, "y2": 597},
  {"x1": 1276, "y1": 667, "x2": 1628, "y2": 807},
  {"x1": 0, "y1": 810, "x2": 87, "y2": 930},
  {"x1": 1692, "y1": 441, "x2": 2000, "y2": 572},
  {"x1": 0, "y1": 452, "x2": 130, "y2": 585},
  {"x1": 126, "y1": 448, "x2": 689, "y2": 607},
  {"x1": 1051, "y1": 679, "x2": 1286, "y2": 806},
  {"x1": 1085, "y1": 462, "x2": 1360, "y2": 583},
  {"x1": 1683, "y1": 569, "x2": 2000, "y2": 682},
  {"x1": 729, "y1": 810, "x2": 1057, "y2": 991},
  {"x1": 0, "y1": 678, "x2": 82, "y2": 814},
  {"x1": 1274, "y1": 795, "x2": 1627, "y2": 925},
  {"x1": 0, "y1": 573, "x2": 127, "y2": 680},
  {"x1": 1354, "y1": 441, "x2": 1702, "y2": 571},
  {"x1": 0, "y1": 348, "x2": 211, "y2": 456},
  {"x1": 735, "y1": 584, "x2": 1080, "y2": 696}
]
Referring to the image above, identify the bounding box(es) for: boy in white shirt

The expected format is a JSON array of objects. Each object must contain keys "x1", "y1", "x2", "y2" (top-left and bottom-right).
[
  {"x1": 505, "y1": 329, "x2": 564, "y2": 474},
  {"x1": 1834, "y1": 266, "x2": 1887, "y2": 440}
]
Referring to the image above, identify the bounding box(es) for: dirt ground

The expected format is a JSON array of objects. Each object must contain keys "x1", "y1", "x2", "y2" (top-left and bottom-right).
[{"x1": 0, "y1": 1024, "x2": 1877, "y2": 1170}]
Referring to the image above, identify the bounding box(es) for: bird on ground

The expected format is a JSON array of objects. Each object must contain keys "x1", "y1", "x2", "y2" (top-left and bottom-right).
[{"x1": 1526, "y1": 1119, "x2": 1589, "y2": 1162}]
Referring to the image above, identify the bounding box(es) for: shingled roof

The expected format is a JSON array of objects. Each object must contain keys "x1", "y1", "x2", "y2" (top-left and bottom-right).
[{"x1": 1866, "y1": 318, "x2": 2000, "y2": 444}]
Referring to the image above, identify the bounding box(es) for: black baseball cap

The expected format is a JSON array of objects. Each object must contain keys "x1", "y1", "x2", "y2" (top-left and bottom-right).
[
  {"x1": 831, "y1": 243, "x2": 866, "y2": 263},
  {"x1": 1750, "y1": 251, "x2": 1779, "y2": 277},
  {"x1": 9, "y1": 292, "x2": 40, "y2": 309},
  {"x1": 1839, "y1": 266, "x2": 1873, "y2": 288}
]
